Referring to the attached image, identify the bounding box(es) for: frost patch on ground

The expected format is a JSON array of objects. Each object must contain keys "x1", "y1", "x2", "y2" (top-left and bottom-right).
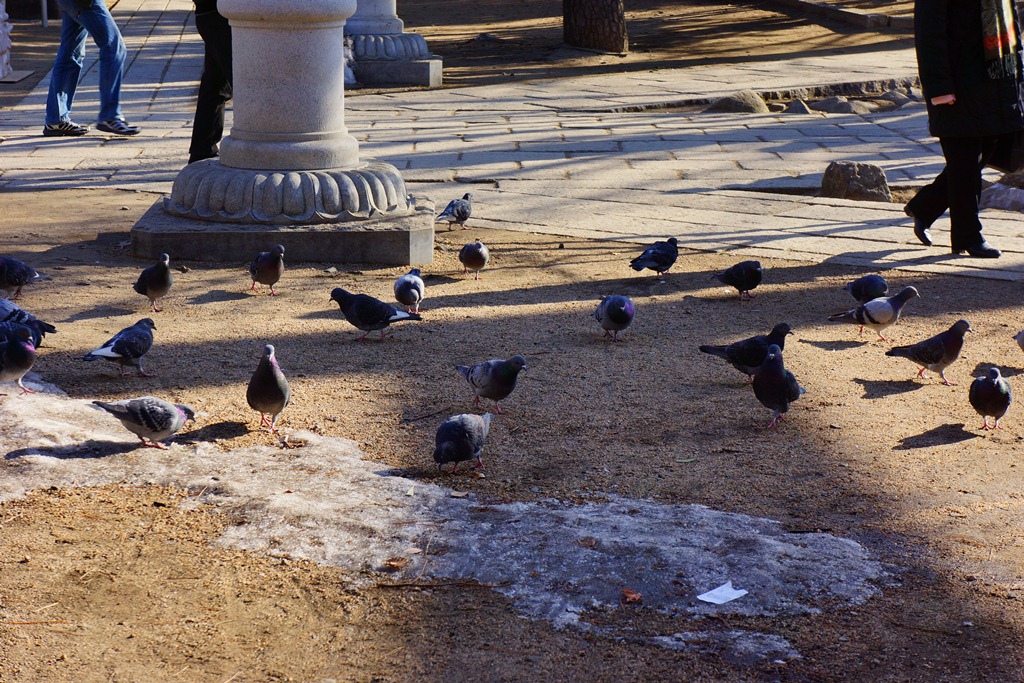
[
  {"x1": 2, "y1": 389, "x2": 886, "y2": 660},
  {"x1": 649, "y1": 630, "x2": 800, "y2": 667}
]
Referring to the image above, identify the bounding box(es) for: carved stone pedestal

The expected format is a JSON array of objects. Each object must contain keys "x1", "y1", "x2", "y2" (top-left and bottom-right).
[{"x1": 346, "y1": 0, "x2": 442, "y2": 87}]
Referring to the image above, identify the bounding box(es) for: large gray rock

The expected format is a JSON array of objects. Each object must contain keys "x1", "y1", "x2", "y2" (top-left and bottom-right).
[
  {"x1": 784, "y1": 99, "x2": 815, "y2": 114},
  {"x1": 880, "y1": 89, "x2": 913, "y2": 107},
  {"x1": 703, "y1": 89, "x2": 769, "y2": 114},
  {"x1": 821, "y1": 161, "x2": 892, "y2": 202},
  {"x1": 981, "y1": 173, "x2": 1024, "y2": 210},
  {"x1": 811, "y1": 96, "x2": 874, "y2": 114}
]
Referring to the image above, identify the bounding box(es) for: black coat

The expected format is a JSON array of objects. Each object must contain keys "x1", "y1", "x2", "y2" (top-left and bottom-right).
[{"x1": 914, "y1": 0, "x2": 1024, "y2": 138}]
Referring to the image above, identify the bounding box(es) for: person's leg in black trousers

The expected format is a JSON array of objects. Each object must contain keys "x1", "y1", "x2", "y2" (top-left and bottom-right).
[{"x1": 188, "y1": 7, "x2": 232, "y2": 164}]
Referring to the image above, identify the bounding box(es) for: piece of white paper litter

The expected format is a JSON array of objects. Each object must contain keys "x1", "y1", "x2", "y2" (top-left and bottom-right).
[{"x1": 697, "y1": 581, "x2": 748, "y2": 605}]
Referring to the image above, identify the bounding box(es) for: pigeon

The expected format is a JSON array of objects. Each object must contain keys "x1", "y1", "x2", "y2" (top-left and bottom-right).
[
  {"x1": 248, "y1": 244, "x2": 285, "y2": 296},
  {"x1": 0, "y1": 325, "x2": 37, "y2": 395},
  {"x1": 969, "y1": 367, "x2": 1013, "y2": 430},
  {"x1": 629, "y1": 237, "x2": 678, "y2": 281},
  {"x1": 885, "y1": 319, "x2": 971, "y2": 385},
  {"x1": 0, "y1": 298, "x2": 57, "y2": 347},
  {"x1": 752, "y1": 343, "x2": 805, "y2": 429},
  {"x1": 699, "y1": 322, "x2": 794, "y2": 380},
  {"x1": 0, "y1": 256, "x2": 51, "y2": 299},
  {"x1": 82, "y1": 318, "x2": 156, "y2": 377},
  {"x1": 714, "y1": 260, "x2": 762, "y2": 300},
  {"x1": 92, "y1": 396, "x2": 195, "y2": 449},
  {"x1": 593, "y1": 295, "x2": 635, "y2": 341},
  {"x1": 0, "y1": 319, "x2": 51, "y2": 350},
  {"x1": 459, "y1": 240, "x2": 489, "y2": 280},
  {"x1": 330, "y1": 287, "x2": 422, "y2": 341},
  {"x1": 844, "y1": 274, "x2": 889, "y2": 303},
  {"x1": 433, "y1": 412, "x2": 494, "y2": 473},
  {"x1": 435, "y1": 192, "x2": 473, "y2": 230},
  {"x1": 133, "y1": 253, "x2": 174, "y2": 312},
  {"x1": 827, "y1": 286, "x2": 919, "y2": 341},
  {"x1": 1014, "y1": 329, "x2": 1024, "y2": 354},
  {"x1": 394, "y1": 268, "x2": 425, "y2": 314},
  {"x1": 455, "y1": 355, "x2": 526, "y2": 414},
  {"x1": 246, "y1": 344, "x2": 291, "y2": 433}
]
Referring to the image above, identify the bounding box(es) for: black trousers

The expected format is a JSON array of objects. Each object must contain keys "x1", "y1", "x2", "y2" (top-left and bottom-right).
[
  {"x1": 904, "y1": 135, "x2": 1001, "y2": 251},
  {"x1": 188, "y1": 7, "x2": 232, "y2": 164}
]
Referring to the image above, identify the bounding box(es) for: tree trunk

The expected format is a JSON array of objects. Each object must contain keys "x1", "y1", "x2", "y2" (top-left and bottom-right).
[{"x1": 563, "y1": 0, "x2": 628, "y2": 54}]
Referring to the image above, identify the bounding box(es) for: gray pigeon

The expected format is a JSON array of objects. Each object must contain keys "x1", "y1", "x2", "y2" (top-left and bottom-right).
[
  {"x1": 459, "y1": 240, "x2": 489, "y2": 280},
  {"x1": 93, "y1": 396, "x2": 195, "y2": 449},
  {"x1": 330, "y1": 287, "x2": 422, "y2": 341},
  {"x1": 249, "y1": 244, "x2": 285, "y2": 296},
  {"x1": 455, "y1": 355, "x2": 526, "y2": 413},
  {"x1": 844, "y1": 274, "x2": 888, "y2": 303},
  {"x1": 699, "y1": 322, "x2": 794, "y2": 380},
  {"x1": 593, "y1": 295, "x2": 635, "y2": 341},
  {"x1": 0, "y1": 256, "x2": 51, "y2": 299},
  {"x1": 433, "y1": 412, "x2": 494, "y2": 472},
  {"x1": 394, "y1": 268, "x2": 425, "y2": 314},
  {"x1": 0, "y1": 325, "x2": 37, "y2": 395},
  {"x1": 0, "y1": 319, "x2": 50, "y2": 350},
  {"x1": 715, "y1": 260, "x2": 762, "y2": 300},
  {"x1": 629, "y1": 238, "x2": 678, "y2": 281},
  {"x1": 246, "y1": 344, "x2": 291, "y2": 433},
  {"x1": 435, "y1": 193, "x2": 473, "y2": 230},
  {"x1": 134, "y1": 253, "x2": 174, "y2": 312},
  {"x1": 885, "y1": 319, "x2": 971, "y2": 385},
  {"x1": 82, "y1": 318, "x2": 156, "y2": 377},
  {"x1": 0, "y1": 298, "x2": 57, "y2": 347},
  {"x1": 828, "y1": 286, "x2": 919, "y2": 341},
  {"x1": 969, "y1": 367, "x2": 1012, "y2": 430},
  {"x1": 752, "y1": 343, "x2": 805, "y2": 429}
]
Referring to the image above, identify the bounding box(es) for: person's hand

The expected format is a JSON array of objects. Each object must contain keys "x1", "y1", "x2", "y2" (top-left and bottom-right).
[{"x1": 930, "y1": 93, "x2": 956, "y2": 105}]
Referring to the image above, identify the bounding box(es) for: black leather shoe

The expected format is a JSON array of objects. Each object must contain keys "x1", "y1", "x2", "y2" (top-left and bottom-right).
[
  {"x1": 904, "y1": 207, "x2": 932, "y2": 246},
  {"x1": 954, "y1": 241, "x2": 1001, "y2": 258}
]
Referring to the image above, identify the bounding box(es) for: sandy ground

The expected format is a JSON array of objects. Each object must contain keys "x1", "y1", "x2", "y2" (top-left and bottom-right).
[{"x1": 3, "y1": 2, "x2": 1024, "y2": 682}]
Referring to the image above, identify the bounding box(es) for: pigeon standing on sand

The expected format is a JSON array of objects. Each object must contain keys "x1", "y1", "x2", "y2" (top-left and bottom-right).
[
  {"x1": 715, "y1": 260, "x2": 762, "y2": 300},
  {"x1": 330, "y1": 287, "x2": 422, "y2": 341},
  {"x1": 82, "y1": 318, "x2": 156, "y2": 377},
  {"x1": 699, "y1": 322, "x2": 794, "y2": 380},
  {"x1": 0, "y1": 325, "x2": 37, "y2": 395},
  {"x1": 92, "y1": 396, "x2": 195, "y2": 449},
  {"x1": 455, "y1": 355, "x2": 527, "y2": 414},
  {"x1": 593, "y1": 295, "x2": 635, "y2": 341},
  {"x1": 969, "y1": 368, "x2": 1012, "y2": 430},
  {"x1": 394, "y1": 268, "x2": 425, "y2": 314},
  {"x1": 629, "y1": 237, "x2": 678, "y2": 281},
  {"x1": 435, "y1": 193, "x2": 473, "y2": 230},
  {"x1": 885, "y1": 319, "x2": 972, "y2": 385},
  {"x1": 752, "y1": 344, "x2": 805, "y2": 429},
  {"x1": 844, "y1": 274, "x2": 888, "y2": 303},
  {"x1": 0, "y1": 299, "x2": 57, "y2": 348},
  {"x1": 0, "y1": 256, "x2": 51, "y2": 299},
  {"x1": 134, "y1": 253, "x2": 174, "y2": 312},
  {"x1": 433, "y1": 413, "x2": 494, "y2": 472},
  {"x1": 827, "y1": 286, "x2": 919, "y2": 341},
  {"x1": 246, "y1": 344, "x2": 291, "y2": 433},
  {"x1": 249, "y1": 244, "x2": 285, "y2": 296},
  {"x1": 459, "y1": 240, "x2": 489, "y2": 280}
]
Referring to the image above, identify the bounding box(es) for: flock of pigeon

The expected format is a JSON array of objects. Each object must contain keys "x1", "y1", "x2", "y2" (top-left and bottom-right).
[{"x1": 0, "y1": 207, "x2": 1016, "y2": 469}]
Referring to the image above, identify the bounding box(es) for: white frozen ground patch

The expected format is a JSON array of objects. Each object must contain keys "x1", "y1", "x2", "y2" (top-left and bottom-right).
[{"x1": 2, "y1": 383, "x2": 887, "y2": 664}]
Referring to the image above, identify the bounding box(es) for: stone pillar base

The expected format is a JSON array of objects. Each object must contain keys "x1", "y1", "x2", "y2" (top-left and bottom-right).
[
  {"x1": 131, "y1": 197, "x2": 435, "y2": 266},
  {"x1": 353, "y1": 57, "x2": 442, "y2": 87}
]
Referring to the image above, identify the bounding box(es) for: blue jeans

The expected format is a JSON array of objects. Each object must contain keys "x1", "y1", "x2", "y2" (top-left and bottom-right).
[{"x1": 45, "y1": 0, "x2": 127, "y2": 125}]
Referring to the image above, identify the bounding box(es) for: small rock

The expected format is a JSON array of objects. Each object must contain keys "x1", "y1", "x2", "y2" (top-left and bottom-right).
[
  {"x1": 880, "y1": 89, "x2": 912, "y2": 107},
  {"x1": 703, "y1": 89, "x2": 769, "y2": 114},
  {"x1": 784, "y1": 99, "x2": 815, "y2": 114},
  {"x1": 324, "y1": 266, "x2": 338, "y2": 274},
  {"x1": 809, "y1": 95, "x2": 848, "y2": 112},
  {"x1": 767, "y1": 102, "x2": 786, "y2": 112},
  {"x1": 821, "y1": 160, "x2": 892, "y2": 202}
]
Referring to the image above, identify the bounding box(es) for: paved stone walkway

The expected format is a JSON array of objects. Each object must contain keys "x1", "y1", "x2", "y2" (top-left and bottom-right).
[{"x1": 2, "y1": 0, "x2": 1023, "y2": 279}]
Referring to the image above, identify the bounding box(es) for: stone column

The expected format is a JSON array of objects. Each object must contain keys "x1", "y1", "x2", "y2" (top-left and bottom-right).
[
  {"x1": 149, "y1": 0, "x2": 433, "y2": 265},
  {"x1": 346, "y1": 0, "x2": 442, "y2": 87},
  {"x1": 0, "y1": 1, "x2": 11, "y2": 80}
]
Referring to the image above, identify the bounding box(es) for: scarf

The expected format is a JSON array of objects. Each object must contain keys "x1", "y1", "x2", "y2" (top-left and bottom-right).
[{"x1": 982, "y1": 0, "x2": 1021, "y2": 79}]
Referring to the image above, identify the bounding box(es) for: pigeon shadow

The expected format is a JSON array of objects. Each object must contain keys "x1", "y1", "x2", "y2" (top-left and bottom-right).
[
  {"x1": 4, "y1": 439, "x2": 139, "y2": 460},
  {"x1": 180, "y1": 420, "x2": 250, "y2": 441},
  {"x1": 970, "y1": 362, "x2": 1024, "y2": 379},
  {"x1": 188, "y1": 289, "x2": 251, "y2": 305},
  {"x1": 853, "y1": 378, "x2": 924, "y2": 399},
  {"x1": 299, "y1": 309, "x2": 344, "y2": 321},
  {"x1": 894, "y1": 423, "x2": 979, "y2": 450},
  {"x1": 60, "y1": 304, "x2": 138, "y2": 323},
  {"x1": 421, "y1": 274, "x2": 463, "y2": 286},
  {"x1": 799, "y1": 339, "x2": 867, "y2": 351}
]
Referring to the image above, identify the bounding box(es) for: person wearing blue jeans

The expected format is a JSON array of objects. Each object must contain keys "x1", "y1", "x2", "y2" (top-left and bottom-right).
[{"x1": 43, "y1": 0, "x2": 139, "y2": 136}]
